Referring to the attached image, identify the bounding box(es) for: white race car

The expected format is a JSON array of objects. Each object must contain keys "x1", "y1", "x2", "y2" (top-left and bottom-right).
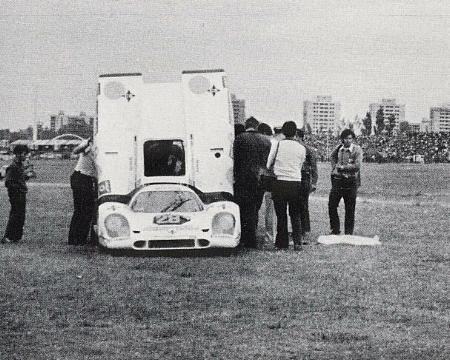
[{"x1": 97, "y1": 183, "x2": 240, "y2": 251}]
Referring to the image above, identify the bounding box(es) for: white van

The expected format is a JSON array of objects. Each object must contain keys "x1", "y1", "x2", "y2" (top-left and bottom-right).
[{"x1": 94, "y1": 69, "x2": 240, "y2": 250}]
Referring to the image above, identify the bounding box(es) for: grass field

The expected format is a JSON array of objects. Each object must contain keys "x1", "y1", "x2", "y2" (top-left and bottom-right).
[{"x1": 1, "y1": 160, "x2": 449, "y2": 359}]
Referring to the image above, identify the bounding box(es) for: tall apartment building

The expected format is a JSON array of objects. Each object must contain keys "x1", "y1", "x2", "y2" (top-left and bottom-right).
[
  {"x1": 230, "y1": 94, "x2": 246, "y2": 125},
  {"x1": 303, "y1": 96, "x2": 341, "y2": 134},
  {"x1": 430, "y1": 104, "x2": 450, "y2": 132},
  {"x1": 50, "y1": 111, "x2": 95, "y2": 132},
  {"x1": 369, "y1": 98, "x2": 405, "y2": 131}
]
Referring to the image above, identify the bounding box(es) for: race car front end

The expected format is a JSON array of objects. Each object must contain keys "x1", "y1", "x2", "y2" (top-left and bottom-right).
[{"x1": 97, "y1": 184, "x2": 240, "y2": 251}]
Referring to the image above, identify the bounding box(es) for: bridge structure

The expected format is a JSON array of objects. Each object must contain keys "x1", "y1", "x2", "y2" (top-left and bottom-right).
[{"x1": 9, "y1": 133, "x2": 86, "y2": 151}]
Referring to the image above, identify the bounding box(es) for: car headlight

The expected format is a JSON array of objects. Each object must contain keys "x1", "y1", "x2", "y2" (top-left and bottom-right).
[
  {"x1": 212, "y1": 212, "x2": 235, "y2": 236},
  {"x1": 104, "y1": 214, "x2": 130, "y2": 238}
]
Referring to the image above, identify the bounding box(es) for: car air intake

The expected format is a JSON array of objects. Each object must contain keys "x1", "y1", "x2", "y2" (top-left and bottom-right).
[
  {"x1": 148, "y1": 239, "x2": 195, "y2": 248},
  {"x1": 198, "y1": 239, "x2": 210, "y2": 247}
]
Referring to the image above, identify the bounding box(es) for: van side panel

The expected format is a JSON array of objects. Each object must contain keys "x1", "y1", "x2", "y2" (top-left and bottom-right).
[
  {"x1": 96, "y1": 75, "x2": 142, "y2": 196},
  {"x1": 181, "y1": 71, "x2": 234, "y2": 195}
]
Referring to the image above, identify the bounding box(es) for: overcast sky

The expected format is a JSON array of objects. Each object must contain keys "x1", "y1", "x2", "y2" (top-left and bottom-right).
[{"x1": 1, "y1": 0, "x2": 449, "y2": 130}]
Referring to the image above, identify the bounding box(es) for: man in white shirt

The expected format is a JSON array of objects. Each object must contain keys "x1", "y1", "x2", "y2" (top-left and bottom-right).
[
  {"x1": 266, "y1": 121, "x2": 306, "y2": 250},
  {"x1": 68, "y1": 138, "x2": 97, "y2": 245}
]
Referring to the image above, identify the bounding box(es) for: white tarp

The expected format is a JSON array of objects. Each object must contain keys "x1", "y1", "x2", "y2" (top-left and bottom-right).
[{"x1": 317, "y1": 234, "x2": 381, "y2": 246}]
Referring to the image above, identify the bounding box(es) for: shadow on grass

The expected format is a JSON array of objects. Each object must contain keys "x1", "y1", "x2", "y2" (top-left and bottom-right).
[{"x1": 99, "y1": 246, "x2": 240, "y2": 258}]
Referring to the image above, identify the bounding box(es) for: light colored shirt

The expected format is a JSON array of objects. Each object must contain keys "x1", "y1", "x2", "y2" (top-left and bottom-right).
[
  {"x1": 74, "y1": 151, "x2": 96, "y2": 178},
  {"x1": 266, "y1": 139, "x2": 306, "y2": 182},
  {"x1": 338, "y1": 143, "x2": 355, "y2": 166},
  {"x1": 330, "y1": 143, "x2": 363, "y2": 182}
]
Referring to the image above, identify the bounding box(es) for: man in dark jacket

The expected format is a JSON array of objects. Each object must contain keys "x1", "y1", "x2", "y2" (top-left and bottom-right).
[
  {"x1": 2, "y1": 145, "x2": 33, "y2": 243},
  {"x1": 233, "y1": 117, "x2": 271, "y2": 248},
  {"x1": 328, "y1": 129, "x2": 363, "y2": 235},
  {"x1": 296, "y1": 129, "x2": 318, "y2": 242}
]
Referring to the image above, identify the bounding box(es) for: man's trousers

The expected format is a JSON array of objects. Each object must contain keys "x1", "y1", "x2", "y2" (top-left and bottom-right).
[
  {"x1": 68, "y1": 171, "x2": 96, "y2": 245},
  {"x1": 234, "y1": 183, "x2": 264, "y2": 249},
  {"x1": 299, "y1": 180, "x2": 311, "y2": 234},
  {"x1": 5, "y1": 189, "x2": 26, "y2": 241},
  {"x1": 272, "y1": 180, "x2": 302, "y2": 248},
  {"x1": 328, "y1": 186, "x2": 357, "y2": 235}
]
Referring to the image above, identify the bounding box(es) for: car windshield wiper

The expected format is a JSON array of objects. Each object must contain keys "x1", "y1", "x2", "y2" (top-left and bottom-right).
[{"x1": 161, "y1": 198, "x2": 193, "y2": 212}]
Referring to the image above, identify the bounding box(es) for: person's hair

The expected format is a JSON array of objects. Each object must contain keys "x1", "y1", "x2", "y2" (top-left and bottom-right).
[
  {"x1": 13, "y1": 145, "x2": 29, "y2": 155},
  {"x1": 281, "y1": 121, "x2": 297, "y2": 138},
  {"x1": 273, "y1": 126, "x2": 282, "y2": 134},
  {"x1": 245, "y1": 116, "x2": 259, "y2": 130},
  {"x1": 297, "y1": 128, "x2": 305, "y2": 140},
  {"x1": 257, "y1": 123, "x2": 273, "y2": 136},
  {"x1": 234, "y1": 124, "x2": 245, "y2": 137},
  {"x1": 340, "y1": 129, "x2": 356, "y2": 140}
]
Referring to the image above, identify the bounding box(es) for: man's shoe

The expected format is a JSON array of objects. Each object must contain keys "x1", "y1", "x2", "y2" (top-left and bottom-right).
[
  {"x1": 293, "y1": 244, "x2": 303, "y2": 251},
  {"x1": 330, "y1": 231, "x2": 341, "y2": 235},
  {"x1": 1, "y1": 237, "x2": 11, "y2": 244}
]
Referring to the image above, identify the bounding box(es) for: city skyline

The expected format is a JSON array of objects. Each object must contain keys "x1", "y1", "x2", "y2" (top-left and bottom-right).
[{"x1": 1, "y1": 0, "x2": 449, "y2": 130}]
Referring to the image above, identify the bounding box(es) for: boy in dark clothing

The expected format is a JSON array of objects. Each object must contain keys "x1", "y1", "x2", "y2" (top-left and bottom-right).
[{"x1": 2, "y1": 145, "x2": 32, "y2": 243}]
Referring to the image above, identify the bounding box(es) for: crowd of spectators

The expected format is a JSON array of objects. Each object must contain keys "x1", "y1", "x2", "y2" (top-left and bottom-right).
[{"x1": 303, "y1": 132, "x2": 450, "y2": 163}]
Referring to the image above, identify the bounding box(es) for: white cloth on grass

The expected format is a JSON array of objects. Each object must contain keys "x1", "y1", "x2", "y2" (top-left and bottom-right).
[{"x1": 317, "y1": 234, "x2": 381, "y2": 246}]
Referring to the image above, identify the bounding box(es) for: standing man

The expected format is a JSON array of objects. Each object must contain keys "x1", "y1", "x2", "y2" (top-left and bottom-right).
[
  {"x1": 2, "y1": 145, "x2": 33, "y2": 243},
  {"x1": 233, "y1": 117, "x2": 271, "y2": 248},
  {"x1": 267, "y1": 121, "x2": 306, "y2": 250},
  {"x1": 296, "y1": 128, "x2": 318, "y2": 242},
  {"x1": 68, "y1": 138, "x2": 97, "y2": 245},
  {"x1": 328, "y1": 129, "x2": 363, "y2": 235}
]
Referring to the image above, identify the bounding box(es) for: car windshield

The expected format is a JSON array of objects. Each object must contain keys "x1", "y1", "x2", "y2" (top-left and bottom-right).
[{"x1": 130, "y1": 190, "x2": 202, "y2": 213}]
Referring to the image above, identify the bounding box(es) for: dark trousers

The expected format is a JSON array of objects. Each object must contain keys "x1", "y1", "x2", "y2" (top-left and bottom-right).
[
  {"x1": 328, "y1": 187, "x2": 357, "y2": 235},
  {"x1": 235, "y1": 183, "x2": 264, "y2": 248},
  {"x1": 5, "y1": 189, "x2": 26, "y2": 241},
  {"x1": 68, "y1": 171, "x2": 96, "y2": 245},
  {"x1": 299, "y1": 180, "x2": 311, "y2": 234},
  {"x1": 272, "y1": 180, "x2": 302, "y2": 248}
]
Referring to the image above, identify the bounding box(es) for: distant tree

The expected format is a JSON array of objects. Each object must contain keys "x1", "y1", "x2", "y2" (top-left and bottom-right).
[
  {"x1": 305, "y1": 122, "x2": 312, "y2": 134},
  {"x1": 362, "y1": 112, "x2": 372, "y2": 136},
  {"x1": 351, "y1": 115, "x2": 363, "y2": 135},
  {"x1": 0, "y1": 129, "x2": 11, "y2": 140},
  {"x1": 40, "y1": 128, "x2": 58, "y2": 140},
  {"x1": 387, "y1": 114, "x2": 396, "y2": 135},
  {"x1": 336, "y1": 117, "x2": 347, "y2": 135},
  {"x1": 58, "y1": 121, "x2": 93, "y2": 139},
  {"x1": 399, "y1": 121, "x2": 409, "y2": 133},
  {"x1": 385, "y1": 114, "x2": 396, "y2": 136},
  {"x1": 9, "y1": 127, "x2": 32, "y2": 142},
  {"x1": 376, "y1": 107, "x2": 385, "y2": 134}
]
